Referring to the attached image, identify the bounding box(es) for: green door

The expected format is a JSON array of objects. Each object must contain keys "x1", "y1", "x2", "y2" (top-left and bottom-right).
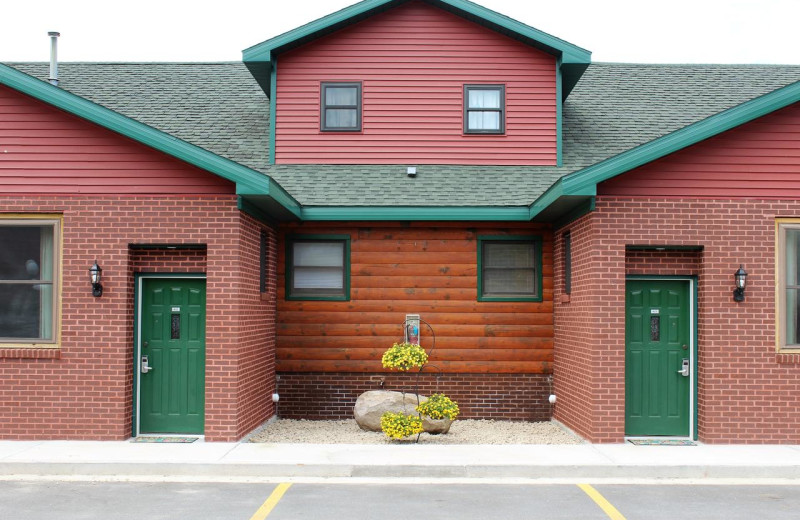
[
  {"x1": 625, "y1": 279, "x2": 691, "y2": 436},
  {"x1": 139, "y1": 278, "x2": 206, "y2": 434}
]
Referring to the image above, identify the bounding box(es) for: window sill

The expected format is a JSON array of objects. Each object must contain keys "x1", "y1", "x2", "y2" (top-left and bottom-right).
[
  {"x1": 560, "y1": 294, "x2": 571, "y2": 304},
  {"x1": 0, "y1": 348, "x2": 61, "y2": 359},
  {"x1": 776, "y1": 352, "x2": 800, "y2": 365}
]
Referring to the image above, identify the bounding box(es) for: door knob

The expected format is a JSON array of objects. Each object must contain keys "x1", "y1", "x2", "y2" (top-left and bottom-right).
[
  {"x1": 677, "y1": 358, "x2": 690, "y2": 377},
  {"x1": 141, "y1": 355, "x2": 153, "y2": 374}
]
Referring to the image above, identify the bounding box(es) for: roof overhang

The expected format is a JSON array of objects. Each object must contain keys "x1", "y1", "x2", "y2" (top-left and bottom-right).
[
  {"x1": 243, "y1": 0, "x2": 591, "y2": 100},
  {"x1": 0, "y1": 63, "x2": 301, "y2": 223}
]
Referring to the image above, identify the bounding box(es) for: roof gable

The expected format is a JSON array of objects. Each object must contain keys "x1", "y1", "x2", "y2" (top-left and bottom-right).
[
  {"x1": 242, "y1": 0, "x2": 591, "y2": 98},
  {"x1": 0, "y1": 63, "x2": 300, "y2": 221}
]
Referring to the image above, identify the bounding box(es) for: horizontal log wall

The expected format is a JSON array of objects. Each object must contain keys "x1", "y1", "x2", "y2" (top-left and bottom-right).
[{"x1": 277, "y1": 222, "x2": 553, "y2": 374}]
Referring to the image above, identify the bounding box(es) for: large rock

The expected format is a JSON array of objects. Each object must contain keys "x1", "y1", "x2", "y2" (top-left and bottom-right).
[
  {"x1": 354, "y1": 390, "x2": 428, "y2": 432},
  {"x1": 422, "y1": 416, "x2": 453, "y2": 435}
]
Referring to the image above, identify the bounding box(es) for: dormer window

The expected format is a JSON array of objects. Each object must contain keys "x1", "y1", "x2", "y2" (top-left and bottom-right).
[
  {"x1": 464, "y1": 85, "x2": 505, "y2": 134},
  {"x1": 321, "y1": 82, "x2": 362, "y2": 132}
]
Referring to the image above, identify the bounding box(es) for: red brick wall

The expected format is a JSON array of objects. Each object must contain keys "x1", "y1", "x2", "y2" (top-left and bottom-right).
[
  {"x1": 0, "y1": 195, "x2": 276, "y2": 441},
  {"x1": 276, "y1": 372, "x2": 553, "y2": 421},
  {"x1": 554, "y1": 197, "x2": 800, "y2": 443}
]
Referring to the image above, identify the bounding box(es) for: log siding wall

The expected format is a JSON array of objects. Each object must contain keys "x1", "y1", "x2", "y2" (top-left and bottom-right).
[
  {"x1": 275, "y1": 0, "x2": 558, "y2": 165},
  {"x1": 277, "y1": 222, "x2": 554, "y2": 374},
  {"x1": 0, "y1": 85, "x2": 234, "y2": 195}
]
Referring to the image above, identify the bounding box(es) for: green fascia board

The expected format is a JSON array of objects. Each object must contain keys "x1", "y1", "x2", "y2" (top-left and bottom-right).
[
  {"x1": 242, "y1": 0, "x2": 590, "y2": 95},
  {"x1": 0, "y1": 63, "x2": 303, "y2": 216},
  {"x1": 301, "y1": 206, "x2": 532, "y2": 221},
  {"x1": 561, "y1": 80, "x2": 800, "y2": 195},
  {"x1": 528, "y1": 179, "x2": 596, "y2": 220}
]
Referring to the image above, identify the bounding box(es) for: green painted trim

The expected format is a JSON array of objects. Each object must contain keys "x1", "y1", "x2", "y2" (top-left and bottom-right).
[
  {"x1": 556, "y1": 57, "x2": 563, "y2": 167},
  {"x1": 237, "y1": 196, "x2": 275, "y2": 224},
  {"x1": 0, "y1": 63, "x2": 304, "y2": 219},
  {"x1": 477, "y1": 235, "x2": 543, "y2": 302},
  {"x1": 301, "y1": 206, "x2": 531, "y2": 221},
  {"x1": 553, "y1": 196, "x2": 594, "y2": 231},
  {"x1": 625, "y1": 275, "x2": 698, "y2": 440},
  {"x1": 267, "y1": 178, "x2": 302, "y2": 217},
  {"x1": 242, "y1": 0, "x2": 590, "y2": 96},
  {"x1": 269, "y1": 57, "x2": 277, "y2": 165},
  {"x1": 285, "y1": 234, "x2": 351, "y2": 301},
  {"x1": 561, "y1": 80, "x2": 800, "y2": 195}
]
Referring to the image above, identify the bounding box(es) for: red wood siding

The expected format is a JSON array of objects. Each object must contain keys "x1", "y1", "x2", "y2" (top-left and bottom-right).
[
  {"x1": 598, "y1": 102, "x2": 800, "y2": 197},
  {"x1": 277, "y1": 222, "x2": 553, "y2": 374},
  {"x1": 275, "y1": 0, "x2": 557, "y2": 165},
  {"x1": 0, "y1": 85, "x2": 234, "y2": 195}
]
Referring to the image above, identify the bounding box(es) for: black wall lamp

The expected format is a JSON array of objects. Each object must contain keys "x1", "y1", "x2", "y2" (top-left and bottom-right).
[
  {"x1": 89, "y1": 260, "x2": 103, "y2": 297},
  {"x1": 733, "y1": 264, "x2": 747, "y2": 302}
]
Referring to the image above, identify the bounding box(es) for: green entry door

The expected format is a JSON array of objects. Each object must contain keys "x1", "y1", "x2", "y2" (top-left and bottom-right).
[
  {"x1": 625, "y1": 279, "x2": 691, "y2": 437},
  {"x1": 139, "y1": 278, "x2": 206, "y2": 434}
]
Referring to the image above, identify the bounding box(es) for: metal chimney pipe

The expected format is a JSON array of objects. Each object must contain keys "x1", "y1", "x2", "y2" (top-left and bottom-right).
[{"x1": 48, "y1": 31, "x2": 60, "y2": 86}]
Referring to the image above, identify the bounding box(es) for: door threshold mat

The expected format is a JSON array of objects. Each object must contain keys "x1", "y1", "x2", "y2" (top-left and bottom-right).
[
  {"x1": 628, "y1": 439, "x2": 696, "y2": 446},
  {"x1": 131, "y1": 436, "x2": 199, "y2": 443}
]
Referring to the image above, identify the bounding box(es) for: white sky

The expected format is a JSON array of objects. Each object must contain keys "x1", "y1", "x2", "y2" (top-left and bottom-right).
[{"x1": 1, "y1": 0, "x2": 798, "y2": 64}]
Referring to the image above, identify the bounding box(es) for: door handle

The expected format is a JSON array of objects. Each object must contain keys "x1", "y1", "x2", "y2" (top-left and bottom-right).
[
  {"x1": 677, "y1": 358, "x2": 689, "y2": 377},
  {"x1": 141, "y1": 355, "x2": 153, "y2": 374}
]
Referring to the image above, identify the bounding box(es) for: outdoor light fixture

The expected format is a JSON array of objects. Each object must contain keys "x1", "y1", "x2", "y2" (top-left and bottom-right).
[
  {"x1": 89, "y1": 260, "x2": 103, "y2": 297},
  {"x1": 733, "y1": 264, "x2": 747, "y2": 302}
]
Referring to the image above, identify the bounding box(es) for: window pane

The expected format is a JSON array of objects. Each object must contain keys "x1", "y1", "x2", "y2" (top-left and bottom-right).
[
  {"x1": 325, "y1": 109, "x2": 358, "y2": 129},
  {"x1": 0, "y1": 226, "x2": 53, "y2": 281},
  {"x1": 294, "y1": 242, "x2": 344, "y2": 267},
  {"x1": 0, "y1": 283, "x2": 52, "y2": 339},
  {"x1": 468, "y1": 111, "x2": 500, "y2": 131},
  {"x1": 326, "y1": 87, "x2": 358, "y2": 106},
  {"x1": 786, "y1": 288, "x2": 800, "y2": 345},
  {"x1": 294, "y1": 266, "x2": 343, "y2": 290},
  {"x1": 484, "y1": 268, "x2": 535, "y2": 295},
  {"x1": 786, "y1": 229, "x2": 800, "y2": 286},
  {"x1": 468, "y1": 89, "x2": 500, "y2": 109},
  {"x1": 484, "y1": 242, "x2": 534, "y2": 268}
]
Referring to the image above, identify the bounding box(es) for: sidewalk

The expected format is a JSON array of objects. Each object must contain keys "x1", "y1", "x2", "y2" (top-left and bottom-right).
[{"x1": 2, "y1": 440, "x2": 800, "y2": 481}]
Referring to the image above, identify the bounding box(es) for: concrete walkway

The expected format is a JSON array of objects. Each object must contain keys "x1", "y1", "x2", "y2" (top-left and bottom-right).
[{"x1": 2, "y1": 441, "x2": 800, "y2": 481}]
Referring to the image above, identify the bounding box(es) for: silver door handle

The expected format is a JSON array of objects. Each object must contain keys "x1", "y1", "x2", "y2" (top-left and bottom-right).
[
  {"x1": 141, "y1": 355, "x2": 153, "y2": 374},
  {"x1": 677, "y1": 359, "x2": 689, "y2": 377}
]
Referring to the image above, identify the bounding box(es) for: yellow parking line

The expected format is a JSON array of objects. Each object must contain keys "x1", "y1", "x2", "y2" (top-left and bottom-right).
[
  {"x1": 578, "y1": 483, "x2": 627, "y2": 520},
  {"x1": 249, "y1": 482, "x2": 292, "y2": 520}
]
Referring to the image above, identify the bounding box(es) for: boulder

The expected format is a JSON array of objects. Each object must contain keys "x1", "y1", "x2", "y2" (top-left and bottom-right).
[{"x1": 354, "y1": 390, "x2": 427, "y2": 432}]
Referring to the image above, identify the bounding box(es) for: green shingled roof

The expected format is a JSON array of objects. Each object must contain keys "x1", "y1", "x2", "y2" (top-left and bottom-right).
[{"x1": 5, "y1": 62, "x2": 800, "y2": 211}]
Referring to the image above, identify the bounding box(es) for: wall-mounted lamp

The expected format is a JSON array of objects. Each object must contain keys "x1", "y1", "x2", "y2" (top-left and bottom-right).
[
  {"x1": 89, "y1": 260, "x2": 103, "y2": 297},
  {"x1": 733, "y1": 264, "x2": 747, "y2": 302}
]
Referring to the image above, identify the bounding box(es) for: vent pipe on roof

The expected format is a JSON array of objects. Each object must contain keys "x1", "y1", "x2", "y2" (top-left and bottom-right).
[{"x1": 48, "y1": 31, "x2": 60, "y2": 86}]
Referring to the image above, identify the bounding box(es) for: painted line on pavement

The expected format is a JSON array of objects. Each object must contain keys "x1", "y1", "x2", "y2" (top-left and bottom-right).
[
  {"x1": 249, "y1": 482, "x2": 292, "y2": 520},
  {"x1": 578, "y1": 483, "x2": 626, "y2": 520}
]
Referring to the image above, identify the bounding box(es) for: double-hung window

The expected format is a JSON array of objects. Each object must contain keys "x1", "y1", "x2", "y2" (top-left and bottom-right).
[
  {"x1": 777, "y1": 221, "x2": 800, "y2": 350},
  {"x1": 0, "y1": 218, "x2": 60, "y2": 344},
  {"x1": 477, "y1": 236, "x2": 541, "y2": 301},
  {"x1": 321, "y1": 82, "x2": 362, "y2": 132},
  {"x1": 464, "y1": 85, "x2": 505, "y2": 134},
  {"x1": 286, "y1": 236, "x2": 350, "y2": 300}
]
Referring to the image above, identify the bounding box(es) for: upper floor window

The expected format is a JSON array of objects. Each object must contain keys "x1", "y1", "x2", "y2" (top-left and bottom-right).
[
  {"x1": 286, "y1": 235, "x2": 350, "y2": 301},
  {"x1": 464, "y1": 85, "x2": 505, "y2": 134},
  {"x1": 477, "y1": 235, "x2": 541, "y2": 302},
  {"x1": 777, "y1": 221, "x2": 800, "y2": 351},
  {"x1": 0, "y1": 218, "x2": 60, "y2": 344},
  {"x1": 321, "y1": 82, "x2": 362, "y2": 132}
]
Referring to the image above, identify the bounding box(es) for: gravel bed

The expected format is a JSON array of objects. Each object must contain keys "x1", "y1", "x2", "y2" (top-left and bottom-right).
[{"x1": 248, "y1": 419, "x2": 583, "y2": 444}]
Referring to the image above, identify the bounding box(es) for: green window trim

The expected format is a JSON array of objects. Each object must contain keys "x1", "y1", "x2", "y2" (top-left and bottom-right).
[
  {"x1": 285, "y1": 234, "x2": 351, "y2": 301},
  {"x1": 464, "y1": 84, "x2": 505, "y2": 135},
  {"x1": 320, "y1": 82, "x2": 362, "y2": 132},
  {"x1": 477, "y1": 235, "x2": 542, "y2": 302}
]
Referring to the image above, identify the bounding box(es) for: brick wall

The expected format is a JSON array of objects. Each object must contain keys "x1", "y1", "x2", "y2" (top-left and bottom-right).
[
  {"x1": 554, "y1": 197, "x2": 800, "y2": 443},
  {"x1": 0, "y1": 195, "x2": 276, "y2": 441},
  {"x1": 276, "y1": 372, "x2": 553, "y2": 421}
]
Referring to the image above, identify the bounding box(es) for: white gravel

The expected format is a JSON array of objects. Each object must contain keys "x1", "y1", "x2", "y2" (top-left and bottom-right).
[{"x1": 248, "y1": 419, "x2": 583, "y2": 444}]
